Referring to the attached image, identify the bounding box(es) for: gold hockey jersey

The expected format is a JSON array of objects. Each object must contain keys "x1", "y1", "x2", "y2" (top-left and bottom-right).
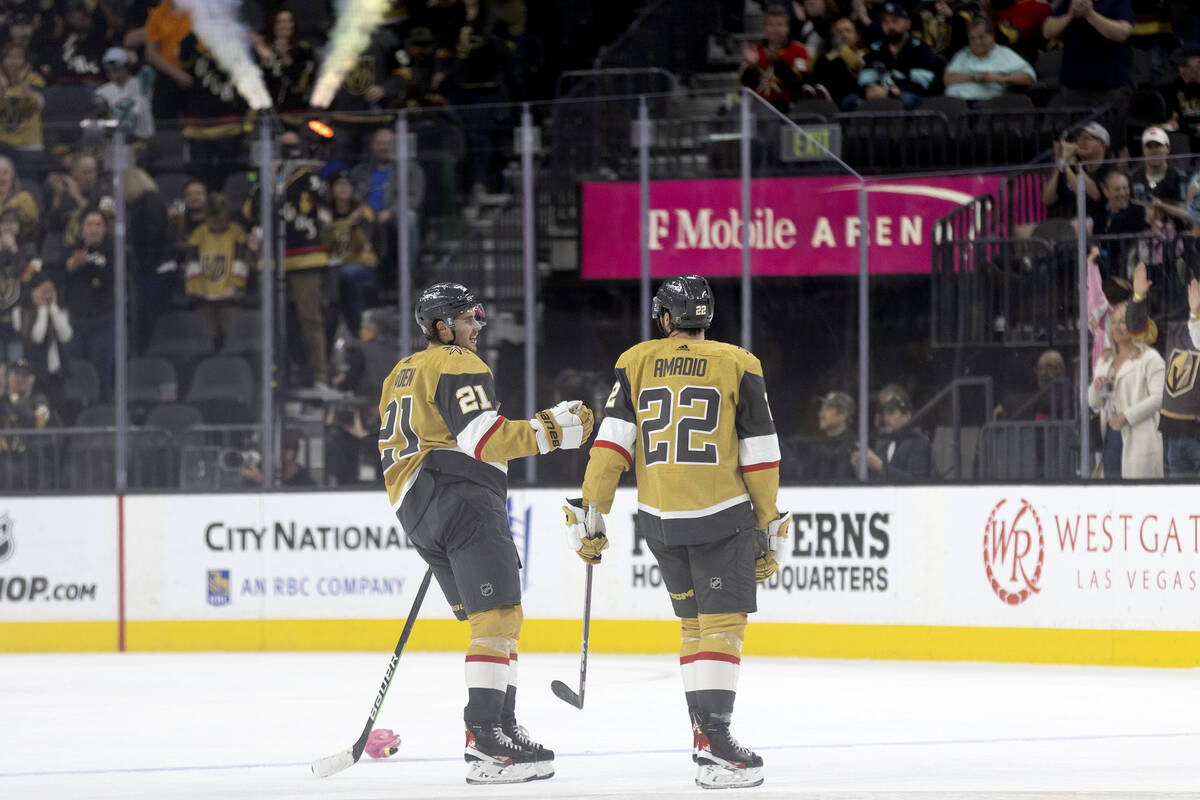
[
  {"x1": 378, "y1": 344, "x2": 545, "y2": 526},
  {"x1": 582, "y1": 337, "x2": 780, "y2": 545}
]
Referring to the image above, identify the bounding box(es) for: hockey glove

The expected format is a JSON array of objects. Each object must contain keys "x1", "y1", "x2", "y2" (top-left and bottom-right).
[
  {"x1": 754, "y1": 511, "x2": 791, "y2": 582},
  {"x1": 531, "y1": 400, "x2": 595, "y2": 454},
  {"x1": 564, "y1": 498, "x2": 608, "y2": 564}
]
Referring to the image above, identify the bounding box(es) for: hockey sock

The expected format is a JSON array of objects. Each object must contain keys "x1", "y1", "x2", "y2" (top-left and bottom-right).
[
  {"x1": 679, "y1": 617, "x2": 701, "y2": 721},
  {"x1": 501, "y1": 649, "x2": 518, "y2": 725},
  {"x1": 464, "y1": 605, "x2": 522, "y2": 723},
  {"x1": 686, "y1": 612, "x2": 746, "y2": 721}
]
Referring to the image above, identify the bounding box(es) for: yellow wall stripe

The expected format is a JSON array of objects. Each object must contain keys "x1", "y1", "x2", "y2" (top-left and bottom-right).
[
  {"x1": 0, "y1": 622, "x2": 118, "y2": 652},
  {"x1": 5, "y1": 620, "x2": 1197, "y2": 668}
]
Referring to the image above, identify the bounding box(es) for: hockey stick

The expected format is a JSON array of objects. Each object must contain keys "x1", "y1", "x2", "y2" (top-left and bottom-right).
[
  {"x1": 311, "y1": 567, "x2": 434, "y2": 778},
  {"x1": 550, "y1": 562, "x2": 592, "y2": 709}
]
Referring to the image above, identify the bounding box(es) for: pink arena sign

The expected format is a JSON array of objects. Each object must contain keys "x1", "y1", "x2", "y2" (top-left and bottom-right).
[{"x1": 581, "y1": 175, "x2": 1002, "y2": 278}]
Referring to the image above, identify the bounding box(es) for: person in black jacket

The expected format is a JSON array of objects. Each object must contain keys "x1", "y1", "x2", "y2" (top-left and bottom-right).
[
  {"x1": 59, "y1": 208, "x2": 114, "y2": 400},
  {"x1": 809, "y1": 390, "x2": 858, "y2": 481},
  {"x1": 852, "y1": 385, "x2": 932, "y2": 481}
]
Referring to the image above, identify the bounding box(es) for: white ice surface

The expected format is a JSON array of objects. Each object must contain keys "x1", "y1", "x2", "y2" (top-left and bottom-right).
[{"x1": 1, "y1": 651, "x2": 1198, "y2": 799}]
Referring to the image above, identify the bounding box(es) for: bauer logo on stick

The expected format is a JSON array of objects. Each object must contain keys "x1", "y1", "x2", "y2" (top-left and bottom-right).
[{"x1": 0, "y1": 514, "x2": 12, "y2": 562}]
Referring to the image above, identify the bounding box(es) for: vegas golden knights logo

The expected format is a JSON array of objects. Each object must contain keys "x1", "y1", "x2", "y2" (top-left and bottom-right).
[
  {"x1": 343, "y1": 56, "x2": 375, "y2": 96},
  {"x1": 1165, "y1": 349, "x2": 1199, "y2": 398}
]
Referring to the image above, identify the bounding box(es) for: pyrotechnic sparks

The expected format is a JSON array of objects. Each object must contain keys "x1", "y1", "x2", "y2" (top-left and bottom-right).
[
  {"x1": 310, "y1": 0, "x2": 390, "y2": 108},
  {"x1": 176, "y1": 0, "x2": 273, "y2": 110}
]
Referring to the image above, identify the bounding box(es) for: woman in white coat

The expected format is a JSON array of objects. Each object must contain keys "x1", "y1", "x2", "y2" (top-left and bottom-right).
[{"x1": 1087, "y1": 300, "x2": 1165, "y2": 478}]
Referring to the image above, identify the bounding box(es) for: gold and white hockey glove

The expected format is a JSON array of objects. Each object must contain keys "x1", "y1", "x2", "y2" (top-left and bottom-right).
[
  {"x1": 563, "y1": 498, "x2": 608, "y2": 565},
  {"x1": 755, "y1": 511, "x2": 791, "y2": 582},
  {"x1": 531, "y1": 400, "x2": 595, "y2": 454}
]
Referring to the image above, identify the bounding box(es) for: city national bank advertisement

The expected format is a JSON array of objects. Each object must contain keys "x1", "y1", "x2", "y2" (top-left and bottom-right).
[
  {"x1": 581, "y1": 175, "x2": 1001, "y2": 278},
  {"x1": 2, "y1": 486, "x2": 1194, "y2": 663}
]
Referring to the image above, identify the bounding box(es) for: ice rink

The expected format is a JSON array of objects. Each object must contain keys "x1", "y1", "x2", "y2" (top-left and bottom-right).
[{"x1": 2, "y1": 650, "x2": 1198, "y2": 799}]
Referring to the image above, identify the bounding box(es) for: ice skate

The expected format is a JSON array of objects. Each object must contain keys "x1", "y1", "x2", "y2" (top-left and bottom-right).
[
  {"x1": 463, "y1": 721, "x2": 542, "y2": 784},
  {"x1": 502, "y1": 720, "x2": 555, "y2": 779},
  {"x1": 695, "y1": 720, "x2": 764, "y2": 789}
]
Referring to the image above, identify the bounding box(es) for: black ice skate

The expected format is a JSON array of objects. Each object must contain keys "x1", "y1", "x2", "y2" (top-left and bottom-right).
[
  {"x1": 464, "y1": 721, "x2": 542, "y2": 784},
  {"x1": 695, "y1": 719, "x2": 764, "y2": 789},
  {"x1": 502, "y1": 720, "x2": 555, "y2": 778}
]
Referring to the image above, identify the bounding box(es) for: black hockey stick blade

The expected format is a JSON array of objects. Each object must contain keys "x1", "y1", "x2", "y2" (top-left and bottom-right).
[
  {"x1": 550, "y1": 679, "x2": 582, "y2": 708},
  {"x1": 550, "y1": 562, "x2": 592, "y2": 709},
  {"x1": 311, "y1": 567, "x2": 433, "y2": 778}
]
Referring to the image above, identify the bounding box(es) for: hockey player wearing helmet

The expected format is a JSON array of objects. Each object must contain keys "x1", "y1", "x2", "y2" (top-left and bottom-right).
[
  {"x1": 565, "y1": 274, "x2": 789, "y2": 789},
  {"x1": 379, "y1": 282, "x2": 595, "y2": 785}
]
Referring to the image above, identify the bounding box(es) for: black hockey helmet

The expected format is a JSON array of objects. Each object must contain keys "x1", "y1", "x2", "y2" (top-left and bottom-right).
[
  {"x1": 652, "y1": 275, "x2": 714, "y2": 334},
  {"x1": 415, "y1": 282, "x2": 486, "y2": 339}
]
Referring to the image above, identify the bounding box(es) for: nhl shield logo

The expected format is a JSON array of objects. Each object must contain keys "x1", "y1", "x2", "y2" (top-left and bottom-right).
[
  {"x1": 0, "y1": 514, "x2": 12, "y2": 562},
  {"x1": 709, "y1": 576, "x2": 722, "y2": 590},
  {"x1": 480, "y1": 583, "x2": 494, "y2": 597}
]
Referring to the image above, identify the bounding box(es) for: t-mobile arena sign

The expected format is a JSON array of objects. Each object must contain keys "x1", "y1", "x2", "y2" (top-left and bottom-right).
[{"x1": 581, "y1": 175, "x2": 1002, "y2": 278}]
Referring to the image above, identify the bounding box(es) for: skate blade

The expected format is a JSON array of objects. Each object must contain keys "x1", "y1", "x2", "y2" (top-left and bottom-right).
[
  {"x1": 532, "y1": 758, "x2": 555, "y2": 779},
  {"x1": 695, "y1": 763, "x2": 763, "y2": 789},
  {"x1": 465, "y1": 760, "x2": 542, "y2": 784}
]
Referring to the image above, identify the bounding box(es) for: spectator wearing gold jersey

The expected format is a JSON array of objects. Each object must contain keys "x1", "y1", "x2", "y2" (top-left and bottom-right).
[
  {"x1": 320, "y1": 170, "x2": 377, "y2": 337},
  {"x1": 183, "y1": 192, "x2": 250, "y2": 343}
]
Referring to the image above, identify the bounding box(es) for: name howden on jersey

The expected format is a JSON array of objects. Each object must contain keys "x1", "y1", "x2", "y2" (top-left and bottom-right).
[
  {"x1": 647, "y1": 207, "x2": 923, "y2": 251},
  {"x1": 205, "y1": 521, "x2": 416, "y2": 551}
]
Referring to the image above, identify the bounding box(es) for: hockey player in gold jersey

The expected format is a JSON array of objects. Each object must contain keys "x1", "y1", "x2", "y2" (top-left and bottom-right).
[
  {"x1": 379, "y1": 282, "x2": 594, "y2": 785},
  {"x1": 564, "y1": 275, "x2": 789, "y2": 789}
]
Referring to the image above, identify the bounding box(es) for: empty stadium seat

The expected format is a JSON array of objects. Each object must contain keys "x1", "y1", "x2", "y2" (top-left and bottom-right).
[
  {"x1": 185, "y1": 355, "x2": 255, "y2": 424},
  {"x1": 144, "y1": 402, "x2": 204, "y2": 437},
  {"x1": 145, "y1": 310, "x2": 216, "y2": 392},
  {"x1": 127, "y1": 356, "x2": 179, "y2": 421}
]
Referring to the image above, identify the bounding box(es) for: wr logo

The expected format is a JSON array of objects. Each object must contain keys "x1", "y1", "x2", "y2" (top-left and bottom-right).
[{"x1": 983, "y1": 498, "x2": 1044, "y2": 605}]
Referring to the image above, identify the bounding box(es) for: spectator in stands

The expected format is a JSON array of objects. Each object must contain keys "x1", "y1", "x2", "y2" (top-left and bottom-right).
[
  {"x1": 46, "y1": 0, "x2": 109, "y2": 86},
  {"x1": 847, "y1": 3, "x2": 939, "y2": 110},
  {"x1": 240, "y1": 428, "x2": 315, "y2": 487},
  {"x1": 327, "y1": 306, "x2": 398, "y2": 484},
  {"x1": 44, "y1": 151, "x2": 104, "y2": 247},
  {"x1": 0, "y1": 42, "x2": 44, "y2": 173},
  {"x1": 809, "y1": 390, "x2": 857, "y2": 481},
  {"x1": 167, "y1": 177, "x2": 207, "y2": 243},
  {"x1": 1163, "y1": 43, "x2": 1200, "y2": 153},
  {"x1": 124, "y1": 166, "x2": 174, "y2": 352},
  {"x1": 1126, "y1": 261, "x2": 1199, "y2": 475},
  {"x1": 1043, "y1": 0, "x2": 1134, "y2": 151},
  {"x1": 1041, "y1": 120, "x2": 1111, "y2": 223},
  {"x1": 1088, "y1": 298, "x2": 1164, "y2": 478},
  {"x1": 443, "y1": 0, "x2": 513, "y2": 199},
  {"x1": 739, "y1": 4, "x2": 814, "y2": 112},
  {"x1": 994, "y1": 348, "x2": 1070, "y2": 420},
  {"x1": 253, "y1": 8, "x2": 317, "y2": 116},
  {"x1": 1097, "y1": 171, "x2": 1146, "y2": 235},
  {"x1": 349, "y1": 126, "x2": 423, "y2": 294},
  {"x1": 995, "y1": 0, "x2": 1053, "y2": 61},
  {"x1": 143, "y1": 0, "x2": 192, "y2": 122},
  {"x1": 1128, "y1": 126, "x2": 1189, "y2": 226},
  {"x1": 321, "y1": 170, "x2": 377, "y2": 336},
  {"x1": 917, "y1": 0, "x2": 971, "y2": 59},
  {"x1": 789, "y1": 0, "x2": 835, "y2": 55},
  {"x1": 812, "y1": 15, "x2": 867, "y2": 109},
  {"x1": 6, "y1": 357, "x2": 55, "y2": 428},
  {"x1": 851, "y1": 385, "x2": 932, "y2": 480},
  {"x1": 0, "y1": 207, "x2": 39, "y2": 363},
  {"x1": 245, "y1": 129, "x2": 329, "y2": 389},
  {"x1": 324, "y1": 23, "x2": 403, "y2": 161},
  {"x1": 395, "y1": 26, "x2": 449, "y2": 108},
  {"x1": 491, "y1": 0, "x2": 528, "y2": 101},
  {"x1": 4, "y1": 10, "x2": 37, "y2": 53},
  {"x1": 183, "y1": 192, "x2": 249, "y2": 344},
  {"x1": 943, "y1": 16, "x2": 1036, "y2": 103},
  {"x1": 92, "y1": 46, "x2": 153, "y2": 142},
  {"x1": 179, "y1": 30, "x2": 248, "y2": 191},
  {"x1": 0, "y1": 154, "x2": 39, "y2": 237},
  {"x1": 13, "y1": 274, "x2": 71, "y2": 416},
  {"x1": 59, "y1": 208, "x2": 114, "y2": 400}
]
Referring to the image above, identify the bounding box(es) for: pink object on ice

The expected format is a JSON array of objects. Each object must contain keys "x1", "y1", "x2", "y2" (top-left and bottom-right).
[{"x1": 365, "y1": 728, "x2": 401, "y2": 759}]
